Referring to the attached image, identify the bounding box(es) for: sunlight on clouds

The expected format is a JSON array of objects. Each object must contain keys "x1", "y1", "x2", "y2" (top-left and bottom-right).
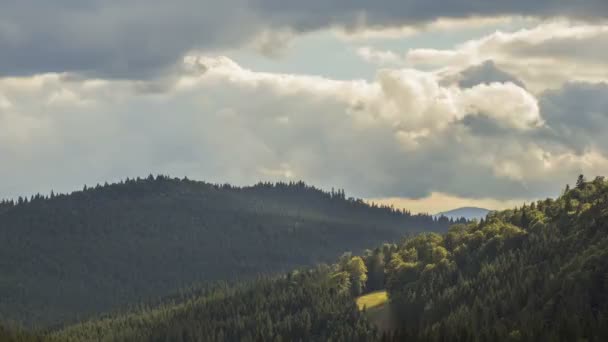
[
  {"x1": 355, "y1": 20, "x2": 608, "y2": 92},
  {"x1": 180, "y1": 57, "x2": 542, "y2": 135},
  {"x1": 408, "y1": 20, "x2": 608, "y2": 92},
  {"x1": 47, "y1": 88, "x2": 91, "y2": 107},
  {"x1": 258, "y1": 164, "x2": 295, "y2": 179},
  {"x1": 0, "y1": 110, "x2": 49, "y2": 144},
  {"x1": 459, "y1": 82, "x2": 542, "y2": 129},
  {"x1": 0, "y1": 94, "x2": 11, "y2": 109},
  {"x1": 0, "y1": 54, "x2": 607, "y2": 201},
  {"x1": 356, "y1": 46, "x2": 402, "y2": 65}
]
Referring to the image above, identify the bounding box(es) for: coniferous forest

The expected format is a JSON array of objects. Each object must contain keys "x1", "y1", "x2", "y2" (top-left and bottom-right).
[
  {"x1": 0, "y1": 176, "x2": 451, "y2": 328},
  {"x1": 1, "y1": 176, "x2": 607, "y2": 341}
]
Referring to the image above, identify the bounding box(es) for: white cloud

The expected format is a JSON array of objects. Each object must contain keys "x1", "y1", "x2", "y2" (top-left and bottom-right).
[
  {"x1": 0, "y1": 55, "x2": 606, "y2": 204},
  {"x1": 356, "y1": 47, "x2": 402, "y2": 65},
  {"x1": 355, "y1": 20, "x2": 608, "y2": 92},
  {"x1": 459, "y1": 82, "x2": 542, "y2": 129},
  {"x1": 0, "y1": 94, "x2": 11, "y2": 110},
  {"x1": 405, "y1": 21, "x2": 608, "y2": 91}
]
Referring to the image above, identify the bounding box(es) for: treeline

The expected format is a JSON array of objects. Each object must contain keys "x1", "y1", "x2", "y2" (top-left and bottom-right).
[
  {"x1": 0, "y1": 176, "x2": 452, "y2": 223},
  {"x1": 0, "y1": 176, "x2": 453, "y2": 327}
]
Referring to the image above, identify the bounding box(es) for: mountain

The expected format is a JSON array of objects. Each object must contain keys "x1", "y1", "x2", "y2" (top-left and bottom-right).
[
  {"x1": 0, "y1": 175, "x2": 449, "y2": 327},
  {"x1": 43, "y1": 176, "x2": 608, "y2": 341},
  {"x1": 435, "y1": 206, "x2": 490, "y2": 220}
]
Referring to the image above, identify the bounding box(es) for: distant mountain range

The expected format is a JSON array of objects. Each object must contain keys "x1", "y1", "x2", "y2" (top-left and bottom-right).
[{"x1": 435, "y1": 206, "x2": 491, "y2": 221}]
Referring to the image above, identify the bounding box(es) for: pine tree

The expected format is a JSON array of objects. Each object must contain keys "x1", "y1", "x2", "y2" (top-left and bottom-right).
[{"x1": 576, "y1": 174, "x2": 586, "y2": 189}]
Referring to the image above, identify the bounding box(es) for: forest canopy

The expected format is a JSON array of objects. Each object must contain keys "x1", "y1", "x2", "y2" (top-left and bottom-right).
[
  {"x1": 0, "y1": 176, "x2": 452, "y2": 327},
  {"x1": 3, "y1": 176, "x2": 607, "y2": 341}
]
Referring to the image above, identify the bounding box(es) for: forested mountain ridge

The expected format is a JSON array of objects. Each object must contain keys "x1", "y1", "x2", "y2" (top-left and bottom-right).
[
  {"x1": 38, "y1": 175, "x2": 608, "y2": 342},
  {"x1": 0, "y1": 176, "x2": 451, "y2": 327},
  {"x1": 384, "y1": 175, "x2": 608, "y2": 340}
]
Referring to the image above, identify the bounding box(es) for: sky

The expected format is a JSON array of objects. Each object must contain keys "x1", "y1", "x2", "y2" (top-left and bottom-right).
[{"x1": 2, "y1": 1, "x2": 608, "y2": 213}]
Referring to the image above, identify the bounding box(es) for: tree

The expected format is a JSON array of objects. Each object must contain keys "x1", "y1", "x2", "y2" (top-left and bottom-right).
[
  {"x1": 365, "y1": 249, "x2": 386, "y2": 291},
  {"x1": 345, "y1": 257, "x2": 368, "y2": 296},
  {"x1": 576, "y1": 174, "x2": 586, "y2": 189},
  {"x1": 330, "y1": 271, "x2": 351, "y2": 295}
]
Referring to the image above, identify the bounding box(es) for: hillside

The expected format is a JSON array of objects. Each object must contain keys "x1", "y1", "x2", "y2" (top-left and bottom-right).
[
  {"x1": 51, "y1": 268, "x2": 377, "y2": 342},
  {"x1": 435, "y1": 207, "x2": 490, "y2": 221},
  {"x1": 385, "y1": 176, "x2": 608, "y2": 340},
  {"x1": 40, "y1": 176, "x2": 608, "y2": 341},
  {"x1": 0, "y1": 176, "x2": 449, "y2": 327}
]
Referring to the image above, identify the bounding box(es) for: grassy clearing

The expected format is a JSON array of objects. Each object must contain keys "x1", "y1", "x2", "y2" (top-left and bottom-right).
[
  {"x1": 356, "y1": 290, "x2": 395, "y2": 333},
  {"x1": 356, "y1": 290, "x2": 388, "y2": 311}
]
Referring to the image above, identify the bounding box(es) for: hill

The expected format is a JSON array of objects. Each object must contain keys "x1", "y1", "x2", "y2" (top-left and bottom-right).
[
  {"x1": 50, "y1": 268, "x2": 377, "y2": 342},
  {"x1": 385, "y1": 176, "x2": 608, "y2": 340},
  {"x1": 0, "y1": 175, "x2": 449, "y2": 327},
  {"x1": 435, "y1": 206, "x2": 490, "y2": 220},
  {"x1": 41, "y1": 175, "x2": 608, "y2": 341}
]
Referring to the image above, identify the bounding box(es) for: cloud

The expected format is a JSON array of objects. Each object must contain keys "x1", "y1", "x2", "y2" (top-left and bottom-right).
[
  {"x1": 336, "y1": 16, "x2": 518, "y2": 40},
  {"x1": 450, "y1": 60, "x2": 526, "y2": 89},
  {"x1": 0, "y1": 94, "x2": 11, "y2": 109},
  {"x1": 357, "y1": 47, "x2": 402, "y2": 65},
  {"x1": 539, "y1": 82, "x2": 608, "y2": 154},
  {"x1": 248, "y1": 29, "x2": 295, "y2": 58},
  {"x1": 1, "y1": 55, "x2": 607, "y2": 202},
  {"x1": 403, "y1": 21, "x2": 608, "y2": 91},
  {"x1": 459, "y1": 82, "x2": 541, "y2": 129},
  {"x1": 256, "y1": 1, "x2": 608, "y2": 32},
  {"x1": 0, "y1": 1, "x2": 258, "y2": 78},
  {"x1": 1, "y1": 2, "x2": 608, "y2": 77}
]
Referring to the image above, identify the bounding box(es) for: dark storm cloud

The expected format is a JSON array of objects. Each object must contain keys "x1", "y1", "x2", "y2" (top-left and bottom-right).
[
  {"x1": 0, "y1": 0, "x2": 255, "y2": 78},
  {"x1": 1, "y1": 0, "x2": 608, "y2": 78},
  {"x1": 540, "y1": 82, "x2": 608, "y2": 154},
  {"x1": 255, "y1": 0, "x2": 608, "y2": 30}
]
